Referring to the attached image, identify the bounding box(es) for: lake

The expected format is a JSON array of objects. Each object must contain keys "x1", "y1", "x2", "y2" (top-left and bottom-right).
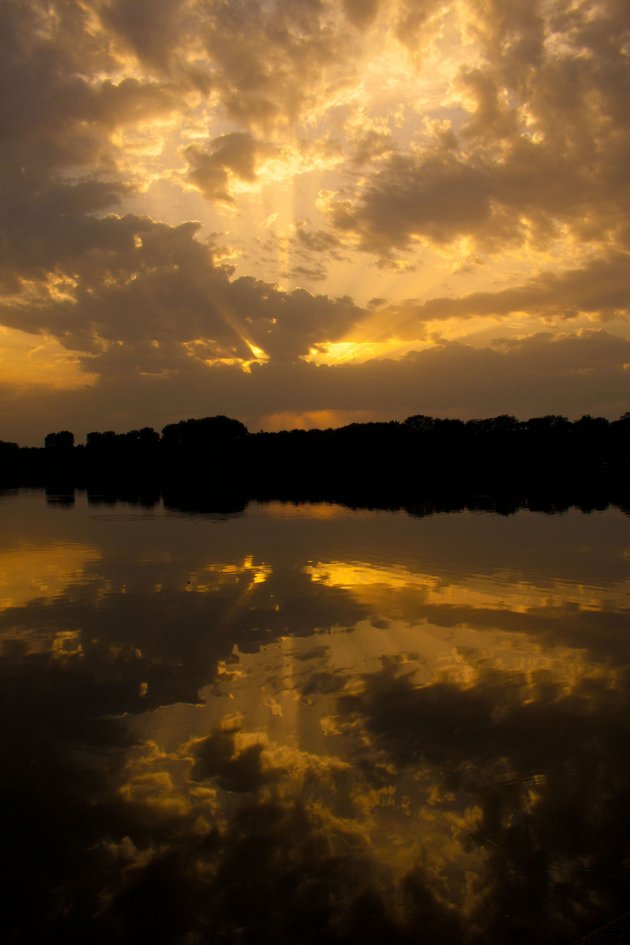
[{"x1": 1, "y1": 490, "x2": 628, "y2": 944}]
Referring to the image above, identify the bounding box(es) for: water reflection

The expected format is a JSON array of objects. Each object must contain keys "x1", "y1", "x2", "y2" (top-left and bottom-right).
[{"x1": 1, "y1": 491, "x2": 628, "y2": 943}]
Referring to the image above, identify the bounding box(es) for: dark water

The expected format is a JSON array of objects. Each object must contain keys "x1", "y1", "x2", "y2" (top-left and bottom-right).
[{"x1": 1, "y1": 490, "x2": 629, "y2": 944}]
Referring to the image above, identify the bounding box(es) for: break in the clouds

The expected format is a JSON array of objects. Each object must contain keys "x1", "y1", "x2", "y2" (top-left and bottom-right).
[
  {"x1": 1, "y1": 328, "x2": 628, "y2": 445},
  {"x1": 1, "y1": 0, "x2": 629, "y2": 442}
]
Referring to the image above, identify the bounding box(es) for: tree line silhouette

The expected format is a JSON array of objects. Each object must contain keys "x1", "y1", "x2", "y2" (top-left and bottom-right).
[{"x1": 1, "y1": 412, "x2": 630, "y2": 511}]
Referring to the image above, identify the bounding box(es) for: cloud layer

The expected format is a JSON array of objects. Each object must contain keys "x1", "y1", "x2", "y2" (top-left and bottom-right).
[{"x1": 1, "y1": 0, "x2": 629, "y2": 441}]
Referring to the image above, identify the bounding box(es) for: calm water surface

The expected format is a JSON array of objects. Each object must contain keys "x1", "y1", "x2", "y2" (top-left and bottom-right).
[{"x1": 1, "y1": 490, "x2": 629, "y2": 944}]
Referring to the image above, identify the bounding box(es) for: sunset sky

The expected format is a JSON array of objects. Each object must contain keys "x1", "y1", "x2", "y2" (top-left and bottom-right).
[{"x1": 1, "y1": 0, "x2": 629, "y2": 444}]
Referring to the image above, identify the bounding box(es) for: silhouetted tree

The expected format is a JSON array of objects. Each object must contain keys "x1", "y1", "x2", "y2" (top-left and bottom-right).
[
  {"x1": 44, "y1": 430, "x2": 74, "y2": 450},
  {"x1": 159, "y1": 416, "x2": 249, "y2": 486},
  {"x1": 525, "y1": 415, "x2": 571, "y2": 436},
  {"x1": 2, "y1": 411, "x2": 629, "y2": 508},
  {"x1": 0, "y1": 439, "x2": 20, "y2": 482},
  {"x1": 404, "y1": 415, "x2": 436, "y2": 434},
  {"x1": 86, "y1": 430, "x2": 118, "y2": 450},
  {"x1": 0, "y1": 439, "x2": 19, "y2": 452},
  {"x1": 161, "y1": 416, "x2": 248, "y2": 450}
]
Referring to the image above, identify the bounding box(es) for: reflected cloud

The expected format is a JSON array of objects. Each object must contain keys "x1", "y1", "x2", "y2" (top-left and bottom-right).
[
  {"x1": 2, "y1": 494, "x2": 629, "y2": 943},
  {"x1": 0, "y1": 540, "x2": 100, "y2": 657},
  {"x1": 0, "y1": 542, "x2": 98, "y2": 612},
  {"x1": 187, "y1": 554, "x2": 272, "y2": 592},
  {"x1": 307, "y1": 549, "x2": 630, "y2": 668},
  {"x1": 335, "y1": 657, "x2": 630, "y2": 938}
]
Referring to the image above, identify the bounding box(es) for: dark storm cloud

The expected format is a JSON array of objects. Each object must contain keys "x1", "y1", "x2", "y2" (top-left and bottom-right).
[
  {"x1": 97, "y1": 0, "x2": 358, "y2": 127},
  {"x1": 98, "y1": 0, "x2": 184, "y2": 72},
  {"x1": 329, "y1": 151, "x2": 499, "y2": 251},
  {"x1": 342, "y1": 0, "x2": 381, "y2": 29},
  {"x1": 198, "y1": 0, "x2": 348, "y2": 127},
  {"x1": 223, "y1": 278, "x2": 361, "y2": 361},
  {"x1": 327, "y1": 140, "x2": 585, "y2": 252},
  {"x1": 0, "y1": 0, "x2": 177, "y2": 295},
  {"x1": 394, "y1": 0, "x2": 442, "y2": 46},
  {"x1": 0, "y1": 208, "x2": 360, "y2": 364},
  {"x1": 459, "y1": 67, "x2": 520, "y2": 142},
  {"x1": 184, "y1": 133, "x2": 272, "y2": 202}
]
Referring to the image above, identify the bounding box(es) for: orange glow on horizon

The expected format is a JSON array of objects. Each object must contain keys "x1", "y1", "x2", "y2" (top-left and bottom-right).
[{"x1": 258, "y1": 408, "x2": 392, "y2": 431}]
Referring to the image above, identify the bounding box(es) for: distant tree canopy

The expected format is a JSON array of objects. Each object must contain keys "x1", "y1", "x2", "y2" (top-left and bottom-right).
[
  {"x1": 86, "y1": 431, "x2": 117, "y2": 449},
  {"x1": 36, "y1": 413, "x2": 630, "y2": 461},
  {"x1": 44, "y1": 430, "x2": 74, "y2": 450},
  {"x1": 161, "y1": 416, "x2": 248, "y2": 450},
  {"x1": 12, "y1": 412, "x2": 629, "y2": 502},
  {"x1": 0, "y1": 439, "x2": 18, "y2": 453}
]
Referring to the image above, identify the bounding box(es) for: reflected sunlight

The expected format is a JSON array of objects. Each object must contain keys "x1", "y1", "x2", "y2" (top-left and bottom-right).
[
  {"x1": 2, "y1": 494, "x2": 629, "y2": 944},
  {"x1": 306, "y1": 559, "x2": 630, "y2": 614},
  {"x1": 187, "y1": 555, "x2": 272, "y2": 592},
  {"x1": 0, "y1": 542, "x2": 98, "y2": 612}
]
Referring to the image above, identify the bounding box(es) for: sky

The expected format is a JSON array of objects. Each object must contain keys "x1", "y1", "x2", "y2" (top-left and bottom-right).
[{"x1": 1, "y1": 0, "x2": 629, "y2": 445}]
